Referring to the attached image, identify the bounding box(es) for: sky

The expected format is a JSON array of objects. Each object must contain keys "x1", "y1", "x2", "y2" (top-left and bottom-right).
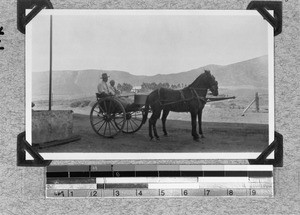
[{"x1": 28, "y1": 10, "x2": 270, "y2": 76}]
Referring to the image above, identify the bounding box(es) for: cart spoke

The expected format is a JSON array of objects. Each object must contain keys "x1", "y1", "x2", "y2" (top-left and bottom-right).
[
  {"x1": 110, "y1": 121, "x2": 118, "y2": 133},
  {"x1": 129, "y1": 119, "x2": 135, "y2": 131},
  {"x1": 103, "y1": 122, "x2": 108, "y2": 136},
  {"x1": 116, "y1": 119, "x2": 124, "y2": 127},
  {"x1": 94, "y1": 112, "x2": 104, "y2": 118},
  {"x1": 97, "y1": 120, "x2": 106, "y2": 133},
  {"x1": 132, "y1": 118, "x2": 142, "y2": 121},
  {"x1": 131, "y1": 118, "x2": 139, "y2": 127},
  {"x1": 93, "y1": 109, "x2": 100, "y2": 114},
  {"x1": 108, "y1": 121, "x2": 111, "y2": 136},
  {"x1": 93, "y1": 110, "x2": 103, "y2": 116},
  {"x1": 92, "y1": 118, "x2": 105, "y2": 126},
  {"x1": 97, "y1": 103, "x2": 106, "y2": 113}
]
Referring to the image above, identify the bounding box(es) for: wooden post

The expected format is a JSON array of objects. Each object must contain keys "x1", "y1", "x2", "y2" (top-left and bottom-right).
[
  {"x1": 242, "y1": 92, "x2": 260, "y2": 116},
  {"x1": 49, "y1": 15, "x2": 53, "y2": 111},
  {"x1": 255, "y1": 92, "x2": 259, "y2": 112},
  {"x1": 242, "y1": 98, "x2": 255, "y2": 116}
]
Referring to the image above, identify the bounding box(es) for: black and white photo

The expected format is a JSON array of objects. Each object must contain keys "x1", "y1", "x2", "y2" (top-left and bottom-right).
[{"x1": 26, "y1": 10, "x2": 274, "y2": 160}]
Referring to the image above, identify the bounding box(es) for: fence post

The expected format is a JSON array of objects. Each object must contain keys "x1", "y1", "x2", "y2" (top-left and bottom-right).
[
  {"x1": 242, "y1": 92, "x2": 260, "y2": 116},
  {"x1": 255, "y1": 92, "x2": 259, "y2": 112}
]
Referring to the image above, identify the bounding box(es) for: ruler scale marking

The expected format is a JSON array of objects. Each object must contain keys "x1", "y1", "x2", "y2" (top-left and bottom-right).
[{"x1": 46, "y1": 165, "x2": 273, "y2": 198}]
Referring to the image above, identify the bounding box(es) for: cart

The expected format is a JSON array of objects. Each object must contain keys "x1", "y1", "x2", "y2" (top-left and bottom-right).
[
  {"x1": 90, "y1": 93, "x2": 148, "y2": 138},
  {"x1": 90, "y1": 92, "x2": 235, "y2": 138}
]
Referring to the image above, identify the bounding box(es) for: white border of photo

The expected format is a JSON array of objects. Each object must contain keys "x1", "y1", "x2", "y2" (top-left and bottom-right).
[{"x1": 26, "y1": 9, "x2": 274, "y2": 160}]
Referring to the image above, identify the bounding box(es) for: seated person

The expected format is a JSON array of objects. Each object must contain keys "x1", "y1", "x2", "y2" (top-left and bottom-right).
[
  {"x1": 97, "y1": 73, "x2": 113, "y2": 97},
  {"x1": 97, "y1": 73, "x2": 135, "y2": 111},
  {"x1": 109, "y1": 80, "x2": 120, "y2": 96}
]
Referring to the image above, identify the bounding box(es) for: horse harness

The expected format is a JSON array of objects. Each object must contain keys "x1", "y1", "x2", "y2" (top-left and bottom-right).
[{"x1": 157, "y1": 87, "x2": 207, "y2": 108}]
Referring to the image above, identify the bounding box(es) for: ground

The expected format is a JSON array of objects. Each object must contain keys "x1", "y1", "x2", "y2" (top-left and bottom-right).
[{"x1": 37, "y1": 106, "x2": 269, "y2": 153}]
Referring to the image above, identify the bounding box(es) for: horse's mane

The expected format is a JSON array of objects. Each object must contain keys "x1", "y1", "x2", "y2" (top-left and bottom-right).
[{"x1": 187, "y1": 71, "x2": 212, "y2": 88}]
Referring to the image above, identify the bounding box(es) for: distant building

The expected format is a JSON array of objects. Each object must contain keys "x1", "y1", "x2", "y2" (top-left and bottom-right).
[{"x1": 131, "y1": 86, "x2": 142, "y2": 93}]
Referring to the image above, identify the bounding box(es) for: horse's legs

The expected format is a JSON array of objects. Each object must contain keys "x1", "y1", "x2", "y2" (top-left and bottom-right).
[
  {"x1": 152, "y1": 110, "x2": 161, "y2": 140},
  {"x1": 153, "y1": 119, "x2": 159, "y2": 140},
  {"x1": 149, "y1": 108, "x2": 161, "y2": 140},
  {"x1": 198, "y1": 109, "x2": 205, "y2": 138},
  {"x1": 148, "y1": 118, "x2": 154, "y2": 140},
  {"x1": 161, "y1": 109, "x2": 170, "y2": 136},
  {"x1": 190, "y1": 111, "x2": 199, "y2": 141}
]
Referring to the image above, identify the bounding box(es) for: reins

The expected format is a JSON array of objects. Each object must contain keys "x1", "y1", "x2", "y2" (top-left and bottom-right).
[{"x1": 190, "y1": 88, "x2": 207, "y2": 106}]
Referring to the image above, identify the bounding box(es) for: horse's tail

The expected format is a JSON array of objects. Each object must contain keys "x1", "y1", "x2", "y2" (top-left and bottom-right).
[{"x1": 142, "y1": 95, "x2": 150, "y2": 124}]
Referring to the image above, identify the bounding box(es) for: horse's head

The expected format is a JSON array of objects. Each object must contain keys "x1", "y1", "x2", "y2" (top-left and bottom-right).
[
  {"x1": 204, "y1": 70, "x2": 218, "y2": 96},
  {"x1": 188, "y1": 70, "x2": 219, "y2": 96}
]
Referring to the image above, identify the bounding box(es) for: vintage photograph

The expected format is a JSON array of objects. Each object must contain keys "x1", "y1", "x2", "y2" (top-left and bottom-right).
[{"x1": 26, "y1": 10, "x2": 274, "y2": 159}]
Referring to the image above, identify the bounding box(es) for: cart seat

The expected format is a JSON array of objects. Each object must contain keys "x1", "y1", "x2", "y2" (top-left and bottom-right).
[{"x1": 96, "y1": 93, "x2": 109, "y2": 101}]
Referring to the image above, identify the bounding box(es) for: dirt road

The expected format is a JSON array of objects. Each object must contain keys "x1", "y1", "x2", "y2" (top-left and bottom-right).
[{"x1": 38, "y1": 113, "x2": 268, "y2": 153}]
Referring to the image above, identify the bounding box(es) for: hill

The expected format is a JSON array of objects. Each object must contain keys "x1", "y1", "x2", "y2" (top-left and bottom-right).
[{"x1": 32, "y1": 55, "x2": 268, "y2": 99}]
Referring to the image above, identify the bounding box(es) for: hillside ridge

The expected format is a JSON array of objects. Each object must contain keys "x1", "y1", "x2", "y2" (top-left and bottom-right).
[{"x1": 32, "y1": 55, "x2": 268, "y2": 98}]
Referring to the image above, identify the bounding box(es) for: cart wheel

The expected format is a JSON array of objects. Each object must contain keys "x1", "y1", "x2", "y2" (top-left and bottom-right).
[
  {"x1": 115, "y1": 110, "x2": 144, "y2": 134},
  {"x1": 90, "y1": 98, "x2": 126, "y2": 138}
]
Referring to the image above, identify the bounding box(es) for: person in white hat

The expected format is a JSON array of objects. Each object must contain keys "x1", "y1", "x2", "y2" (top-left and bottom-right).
[
  {"x1": 97, "y1": 73, "x2": 114, "y2": 97},
  {"x1": 97, "y1": 73, "x2": 136, "y2": 111}
]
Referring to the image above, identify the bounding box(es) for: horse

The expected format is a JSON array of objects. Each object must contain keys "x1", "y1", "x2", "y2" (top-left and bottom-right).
[{"x1": 142, "y1": 70, "x2": 218, "y2": 141}]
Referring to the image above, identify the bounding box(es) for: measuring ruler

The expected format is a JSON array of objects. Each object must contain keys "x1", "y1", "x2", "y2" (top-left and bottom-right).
[{"x1": 46, "y1": 165, "x2": 273, "y2": 198}]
